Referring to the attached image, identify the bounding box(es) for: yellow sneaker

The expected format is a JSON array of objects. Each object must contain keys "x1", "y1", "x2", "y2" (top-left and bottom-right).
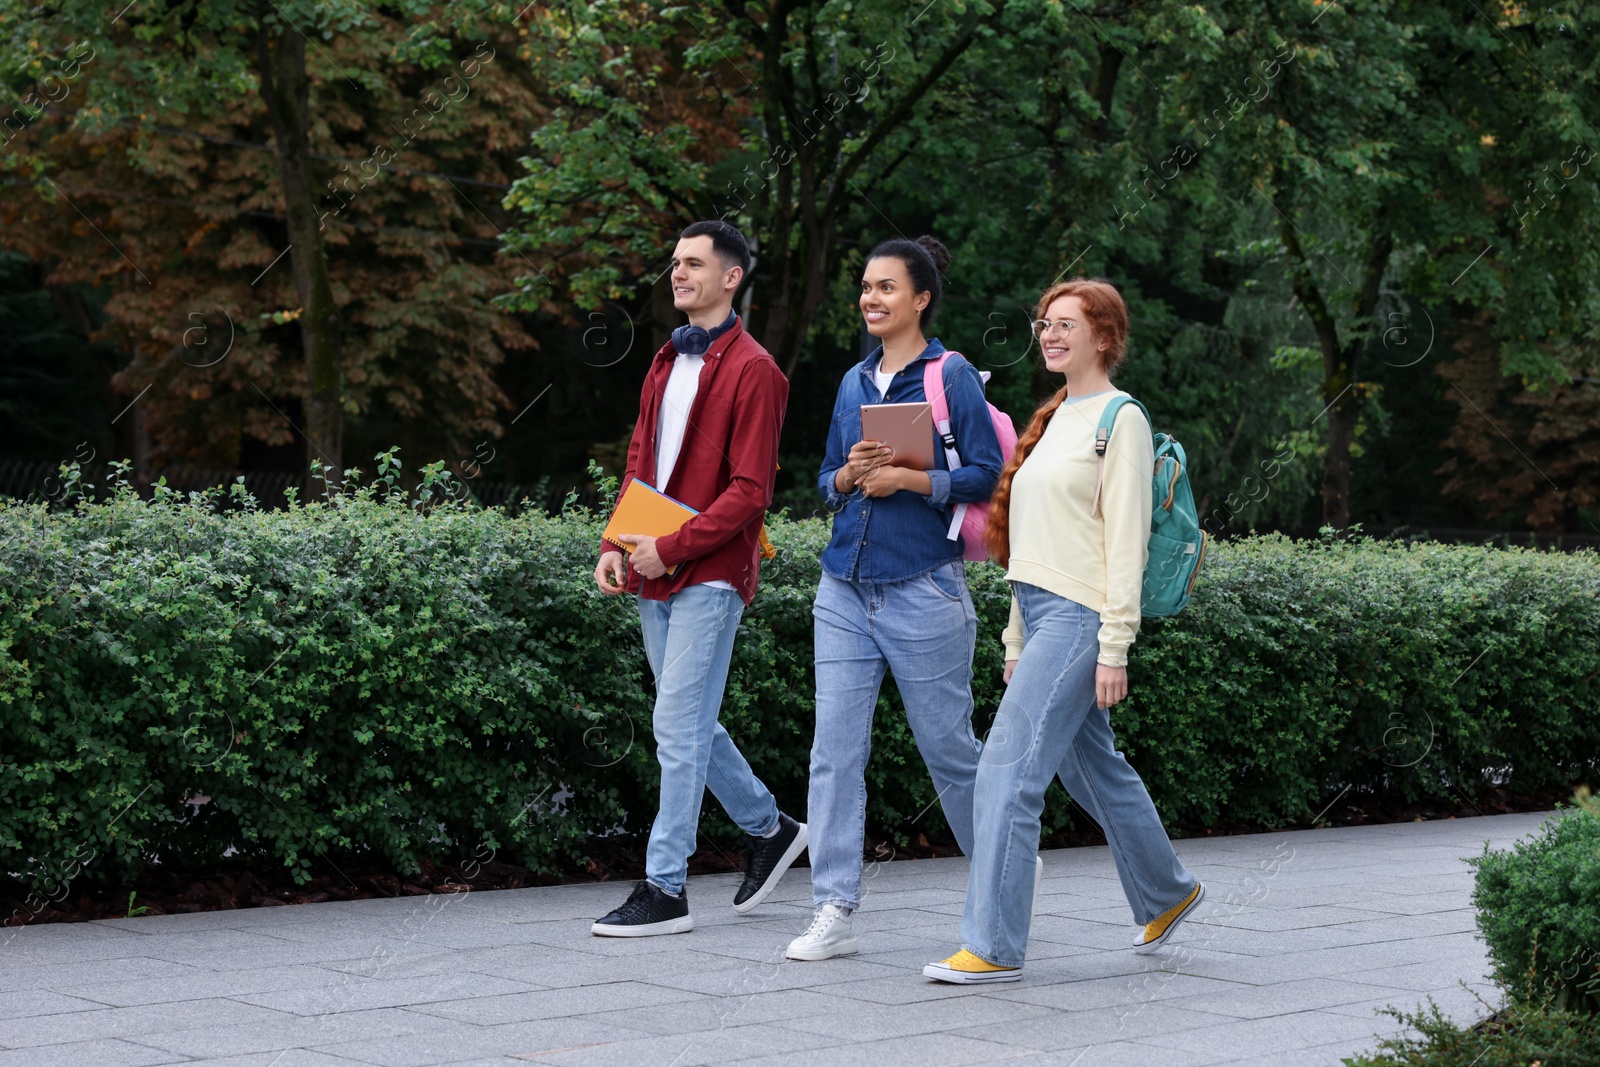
[
  {"x1": 922, "y1": 948, "x2": 1022, "y2": 984},
  {"x1": 1133, "y1": 882, "x2": 1204, "y2": 954}
]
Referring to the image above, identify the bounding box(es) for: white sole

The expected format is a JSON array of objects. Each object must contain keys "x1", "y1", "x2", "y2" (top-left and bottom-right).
[
  {"x1": 590, "y1": 915, "x2": 693, "y2": 938},
  {"x1": 785, "y1": 938, "x2": 858, "y2": 961},
  {"x1": 1133, "y1": 882, "x2": 1205, "y2": 954},
  {"x1": 733, "y1": 822, "x2": 809, "y2": 915},
  {"x1": 922, "y1": 963, "x2": 1022, "y2": 984}
]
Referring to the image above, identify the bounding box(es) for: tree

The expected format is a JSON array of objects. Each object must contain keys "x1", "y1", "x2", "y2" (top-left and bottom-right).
[
  {"x1": 1152, "y1": 0, "x2": 1600, "y2": 528},
  {"x1": 1, "y1": 0, "x2": 530, "y2": 481},
  {"x1": 1438, "y1": 317, "x2": 1600, "y2": 533},
  {"x1": 1, "y1": 2, "x2": 539, "y2": 480},
  {"x1": 496, "y1": 0, "x2": 1361, "y2": 525},
  {"x1": 0, "y1": 251, "x2": 116, "y2": 462},
  {"x1": 499, "y1": 0, "x2": 1014, "y2": 378},
  {"x1": 7, "y1": 0, "x2": 1591, "y2": 537}
]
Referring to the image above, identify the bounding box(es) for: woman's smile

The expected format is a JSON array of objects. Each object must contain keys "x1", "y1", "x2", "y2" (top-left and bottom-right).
[
  {"x1": 860, "y1": 256, "x2": 926, "y2": 338},
  {"x1": 1038, "y1": 295, "x2": 1094, "y2": 375}
]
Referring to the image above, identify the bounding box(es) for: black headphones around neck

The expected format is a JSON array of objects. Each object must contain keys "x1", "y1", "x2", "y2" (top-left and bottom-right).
[
  {"x1": 672, "y1": 312, "x2": 737, "y2": 356},
  {"x1": 672, "y1": 324, "x2": 711, "y2": 356}
]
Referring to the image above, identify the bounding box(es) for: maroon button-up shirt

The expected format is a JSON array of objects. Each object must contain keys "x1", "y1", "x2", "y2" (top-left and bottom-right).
[{"x1": 598, "y1": 317, "x2": 789, "y2": 605}]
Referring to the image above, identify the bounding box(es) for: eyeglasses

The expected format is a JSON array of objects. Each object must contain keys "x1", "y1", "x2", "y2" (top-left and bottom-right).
[{"x1": 1031, "y1": 319, "x2": 1078, "y2": 337}]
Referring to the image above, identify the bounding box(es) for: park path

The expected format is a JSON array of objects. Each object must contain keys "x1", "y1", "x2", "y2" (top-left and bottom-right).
[{"x1": 0, "y1": 811, "x2": 1546, "y2": 1066}]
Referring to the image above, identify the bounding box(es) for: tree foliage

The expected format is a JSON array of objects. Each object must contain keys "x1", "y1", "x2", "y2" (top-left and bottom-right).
[
  {"x1": 498, "y1": 0, "x2": 1600, "y2": 531},
  {"x1": 0, "y1": 0, "x2": 537, "y2": 478},
  {"x1": 2, "y1": 0, "x2": 1596, "y2": 532}
]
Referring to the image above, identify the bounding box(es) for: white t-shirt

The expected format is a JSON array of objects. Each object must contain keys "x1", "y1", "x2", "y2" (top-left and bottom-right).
[
  {"x1": 654, "y1": 351, "x2": 734, "y2": 593},
  {"x1": 656, "y1": 352, "x2": 704, "y2": 488},
  {"x1": 873, "y1": 359, "x2": 895, "y2": 399}
]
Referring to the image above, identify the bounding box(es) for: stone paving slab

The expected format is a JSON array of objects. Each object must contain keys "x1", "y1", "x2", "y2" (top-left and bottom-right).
[{"x1": 0, "y1": 811, "x2": 1549, "y2": 1065}]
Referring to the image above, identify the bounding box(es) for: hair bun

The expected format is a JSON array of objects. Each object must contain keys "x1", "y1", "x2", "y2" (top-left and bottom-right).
[{"x1": 914, "y1": 235, "x2": 950, "y2": 274}]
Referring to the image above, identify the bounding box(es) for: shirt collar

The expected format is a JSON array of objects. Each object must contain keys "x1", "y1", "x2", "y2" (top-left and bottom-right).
[
  {"x1": 857, "y1": 336, "x2": 946, "y2": 378},
  {"x1": 710, "y1": 309, "x2": 738, "y2": 337},
  {"x1": 702, "y1": 312, "x2": 740, "y2": 359},
  {"x1": 658, "y1": 312, "x2": 742, "y2": 365}
]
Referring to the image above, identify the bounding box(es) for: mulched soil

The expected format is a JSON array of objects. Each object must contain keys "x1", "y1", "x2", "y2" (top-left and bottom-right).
[{"x1": 2, "y1": 783, "x2": 1568, "y2": 927}]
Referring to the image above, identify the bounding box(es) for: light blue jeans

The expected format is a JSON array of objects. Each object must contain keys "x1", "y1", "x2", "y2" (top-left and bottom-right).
[
  {"x1": 809, "y1": 561, "x2": 984, "y2": 910},
  {"x1": 962, "y1": 582, "x2": 1197, "y2": 967},
  {"x1": 639, "y1": 584, "x2": 780, "y2": 896}
]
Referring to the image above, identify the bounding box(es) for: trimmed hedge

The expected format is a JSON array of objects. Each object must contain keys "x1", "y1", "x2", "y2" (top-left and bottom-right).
[
  {"x1": 1343, "y1": 999, "x2": 1600, "y2": 1067},
  {"x1": 1346, "y1": 795, "x2": 1600, "y2": 1066},
  {"x1": 1472, "y1": 797, "x2": 1600, "y2": 1014},
  {"x1": 2, "y1": 469, "x2": 1598, "y2": 895}
]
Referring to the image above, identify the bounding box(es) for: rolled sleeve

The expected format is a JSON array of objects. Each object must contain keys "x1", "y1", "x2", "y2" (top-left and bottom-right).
[
  {"x1": 925, "y1": 468, "x2": 952, "y2": 507},
  {"x1": 821, "y1": 476, "x2": 853, "y2": 513}
]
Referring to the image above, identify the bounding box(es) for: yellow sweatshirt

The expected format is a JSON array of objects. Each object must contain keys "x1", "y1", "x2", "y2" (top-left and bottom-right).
[{"x1": 1000, "y1": 390, "x2": 1153, "y2": 667}]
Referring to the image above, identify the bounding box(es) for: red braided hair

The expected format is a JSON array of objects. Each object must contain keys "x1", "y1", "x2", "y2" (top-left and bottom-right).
[{"x1": 984, "y1": 278, "x2": 1130, "y2": 566}]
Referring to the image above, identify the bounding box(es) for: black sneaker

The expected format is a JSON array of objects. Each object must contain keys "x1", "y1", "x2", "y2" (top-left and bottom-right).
[
  {"x1": 591, "y1": 881, "x2": 693, "y2": 937},
  {"x1": 733, "y1": 813, "x2": 808, "y2": 915}
]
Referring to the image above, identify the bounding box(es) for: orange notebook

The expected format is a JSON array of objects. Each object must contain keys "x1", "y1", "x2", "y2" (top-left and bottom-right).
[{"x1": 601, "y1": 480, "x2": 698, "y2": 576}]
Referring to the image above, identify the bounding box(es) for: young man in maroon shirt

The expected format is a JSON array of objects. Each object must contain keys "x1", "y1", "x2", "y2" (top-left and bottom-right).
[{"x1": 590, "y1": 220, "x2": 807, "y2": 936}]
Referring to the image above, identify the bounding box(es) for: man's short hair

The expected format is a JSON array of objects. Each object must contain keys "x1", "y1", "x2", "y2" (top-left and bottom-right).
[{"x1": 680, "y1": 220, "x2": 752, "y2": 278}]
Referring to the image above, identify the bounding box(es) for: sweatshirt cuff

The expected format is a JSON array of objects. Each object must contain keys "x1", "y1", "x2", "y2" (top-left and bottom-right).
[
  {"x1": 924, "y1": 468, "x2": 952, "y2": 507},
  {"x1": 1002, "y1": 596, "x2": 1024, "y2": 660},
  {"x1": 1096, "y1": 648, "x2": 1129, "y2": 669}
]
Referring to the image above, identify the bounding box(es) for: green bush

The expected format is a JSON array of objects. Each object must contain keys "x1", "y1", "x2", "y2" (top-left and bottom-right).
[
  {"x1": 1342, "y1": 999, "x2": 1600, "y2": 1067},
  {"x1": 1471, "y1": 798, "x2": 1600, "y2": 1014},
  {"x1": 2, "y1": 461, "x2": 1598, "y2": 895}
]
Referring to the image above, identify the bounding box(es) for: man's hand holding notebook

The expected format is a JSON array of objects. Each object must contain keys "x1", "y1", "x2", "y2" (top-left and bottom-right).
[{"x1": 601, "y1": 480, "x2": 699, "y2": 579}]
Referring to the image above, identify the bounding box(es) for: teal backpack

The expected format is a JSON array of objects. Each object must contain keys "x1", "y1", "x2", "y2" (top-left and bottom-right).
[{"x1": 1092, "y1": 396, "x2": 1208, "y2": 617}]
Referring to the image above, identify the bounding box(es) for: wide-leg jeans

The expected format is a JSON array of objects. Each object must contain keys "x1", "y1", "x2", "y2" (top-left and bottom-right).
[
  {"x1": 809, "y1": 561, "x2": 984, "y2": 911},
  {"x1": 961, "y1": 582, "x2": 1197, "y2": 967}
]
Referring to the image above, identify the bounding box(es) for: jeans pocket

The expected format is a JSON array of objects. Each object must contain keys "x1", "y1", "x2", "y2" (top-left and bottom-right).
[{"x1": 927, "y1": 563, "x2": 966, "y2": 602}]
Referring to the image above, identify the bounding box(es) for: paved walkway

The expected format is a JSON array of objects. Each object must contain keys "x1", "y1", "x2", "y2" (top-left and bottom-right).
[{"x1": 0, "y1": 812, "x2": 1546, "y2": 1066}]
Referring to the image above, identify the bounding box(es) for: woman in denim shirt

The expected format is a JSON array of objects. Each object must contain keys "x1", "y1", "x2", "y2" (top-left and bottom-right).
[{"x1": 784, "y1": 236, "x2": 1005, "y2": 962}]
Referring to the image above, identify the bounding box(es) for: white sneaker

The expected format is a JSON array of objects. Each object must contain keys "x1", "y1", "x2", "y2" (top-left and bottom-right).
[{"x1": 785, "y1": 904, "x2": 858, "y2": 961}]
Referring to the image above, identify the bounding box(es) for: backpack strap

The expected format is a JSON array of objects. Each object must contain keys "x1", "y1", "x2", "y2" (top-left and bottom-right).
[
  {"x1": 922, "y1": 351, "x2": 992, "y2": 456},
  {"x1": 1091, "y1": 394, "x2": 1152, "y2": 519},
  {"x1": 922, "y1": 353, "x2": 960, "y2": 469},
  {"x1": 922, "y1": 351, "x2": 984, "y2": 541}
]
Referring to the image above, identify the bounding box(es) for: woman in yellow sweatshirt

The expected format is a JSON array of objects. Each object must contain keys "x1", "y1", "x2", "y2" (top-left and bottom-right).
[{"x1": 924, "y1": 278, "x2": 1204, "y2": 984}]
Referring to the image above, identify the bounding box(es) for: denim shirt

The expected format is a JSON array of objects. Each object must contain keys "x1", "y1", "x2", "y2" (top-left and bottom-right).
[{"x1": 818, "y1": 339, "x2": 1005, "y2": 583}]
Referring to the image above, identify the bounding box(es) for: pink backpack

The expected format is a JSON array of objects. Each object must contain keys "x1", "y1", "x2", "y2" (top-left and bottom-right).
[{"x1": 923, "y1": 352, "x2": 1018, "y2": 561}]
